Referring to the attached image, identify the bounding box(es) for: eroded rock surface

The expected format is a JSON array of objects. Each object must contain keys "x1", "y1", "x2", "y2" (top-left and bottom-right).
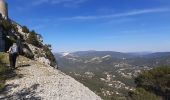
[{"x1": 0, "y1": 56, "x2": 102, "y2": 100}]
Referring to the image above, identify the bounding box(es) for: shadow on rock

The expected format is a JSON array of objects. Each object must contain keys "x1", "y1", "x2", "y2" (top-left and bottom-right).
[
  {"x1": 4, "y1": 66, "x2": 17, "y2": 79},
  {"x1": 17, "y1": 64, "x2": 31, "y2": 68},
  {"x1": 1, "y1": 84, "x2": 41, "y2": 100}
]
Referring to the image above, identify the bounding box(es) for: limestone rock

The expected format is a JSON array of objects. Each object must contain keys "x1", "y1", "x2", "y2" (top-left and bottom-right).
[{"x1": 1, "y1": 56, "x2": 102, "y2": 100}]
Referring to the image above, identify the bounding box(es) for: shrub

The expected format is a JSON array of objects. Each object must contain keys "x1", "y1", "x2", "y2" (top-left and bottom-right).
[
  {"x1": 129, "y1": 88, "x2": 161, "y2": 100},
  {"x1": 132, "y1": 66, "x2": 170, "y2": 100},
  {"x1": 0, "y1": 54, "x2": 4, "y2": 63},
  {"x1": 1, "y1": 19, "x2": 12, "y2": 31},
  {"x1": 0, "y1": 64, "x2": 10, "y2": 91},
  {"x1": 11, "y1": 23, "x2": 18, "y2": 32},
  {"x1": 0, "y1": 54, "x2": 7, "y2": 91},
  {"x1": 0, "y1": 53, "x2": 15, "y2": 91},
  {"x1": 22, "y1": 26, "x2": 29, "y2": 33},
  {"x1": 26, "y1": 30, "x2": 43, "y2": 47}
]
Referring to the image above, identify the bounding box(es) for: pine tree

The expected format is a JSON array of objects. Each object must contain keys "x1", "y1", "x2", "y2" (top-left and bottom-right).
[
  {"x1": 22, "y1": 26, "x2": 29, "y2": 33},
  {"x1": 26, "y1": 30, "x2": 42, "y2": 47}
]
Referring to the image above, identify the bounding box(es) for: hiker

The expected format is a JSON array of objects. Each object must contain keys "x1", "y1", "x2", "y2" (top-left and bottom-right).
[{"x1": 7, "y1": 43, "x2": 19, "y2": 69}]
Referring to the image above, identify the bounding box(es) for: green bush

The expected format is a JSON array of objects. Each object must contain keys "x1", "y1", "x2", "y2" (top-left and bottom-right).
[
  {"x1": 1, "y1": 19, "x2": 12, "y2": 31},
  {"x1": 132, "y1": 66, "x2": 170, "y2": 100},
  {"x1": 11, "y1": 23, "x2": 18, "y2": 32},
  {"x1": 129, "y1": 88, "x2": 161, "y2": 100},
  {"x1": 0, "y1": 64, "x2": 9, "y2": 91},
  {"x1": 0, "y1": 54, "x2": 4, "y2": 63},
  {"x1": 0, "y1": 53, "x2": 15, "y2": 91},
  {"x1": 26, "y1": 30, "x2": 43, "y2": 48},
  {"x1": 22, "y1": 26, "x2": 29, "y2": 33},
  {"x1": 0, "y1": 54, "x2": 7, "y2": 91}
]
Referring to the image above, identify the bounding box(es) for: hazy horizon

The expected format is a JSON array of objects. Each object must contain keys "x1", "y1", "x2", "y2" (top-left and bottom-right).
[
  {"x1": 55, "y1": 50, "x2": 170, "y2": 53},
  {"x1": 8, "y1": 0, "x2": 170, "y2": 52}
]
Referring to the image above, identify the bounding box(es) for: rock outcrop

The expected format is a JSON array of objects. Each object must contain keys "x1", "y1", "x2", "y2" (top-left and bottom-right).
[
  {"x1": 0, "y1": 1, "x2": 102, "y2": 99},
  {"x1": 0, "y1": 16, "x2": 57, "y2": 67},
  {"x1": 0, "y1": 56, "x2": 102, "y2": 100}
]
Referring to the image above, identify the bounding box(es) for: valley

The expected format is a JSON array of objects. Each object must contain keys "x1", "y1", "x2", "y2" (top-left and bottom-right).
[{"x1": 55, "y1": 51, "x2": 170, "y2": 99}]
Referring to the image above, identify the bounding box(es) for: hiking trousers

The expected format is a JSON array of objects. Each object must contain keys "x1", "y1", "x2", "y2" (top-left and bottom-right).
[{"x1": 9, "y1": 53, "x2": 18, "y2": 68}]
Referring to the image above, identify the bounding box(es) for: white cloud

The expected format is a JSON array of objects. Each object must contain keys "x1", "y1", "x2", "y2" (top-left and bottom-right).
[
  {"x1": 32, "y1": 0, "x2": 88, "y2": 6},
  {"x1": 59, "y1": 8, "x2": 170, "y2": 20}
]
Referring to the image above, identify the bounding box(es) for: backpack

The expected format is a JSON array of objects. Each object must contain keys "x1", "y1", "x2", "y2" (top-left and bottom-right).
[{"x1": 10, "y1": 45, "x2": 18, "y2": 54}]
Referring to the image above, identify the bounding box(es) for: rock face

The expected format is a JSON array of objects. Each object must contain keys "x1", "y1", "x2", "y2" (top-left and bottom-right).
[
  {"x1": 0, "y1": 56, "x2": 102, "y2": 100},
  {"x1": 0, "y1": 26, "x2": 5, "y2": 51},
  {"x1": 0, "y1": 0, "x2": 57, "y2": 67},
  {"x1": 0, "y1": 17, "x2": 57, "y2": 67}
]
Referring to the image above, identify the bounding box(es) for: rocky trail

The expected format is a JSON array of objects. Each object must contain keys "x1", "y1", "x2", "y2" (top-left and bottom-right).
[{"x1": 0, "y1": 56, "x2": 102, "y2": 100}]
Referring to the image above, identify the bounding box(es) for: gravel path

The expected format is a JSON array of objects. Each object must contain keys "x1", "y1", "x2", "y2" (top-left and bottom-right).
[{"x1": 0, "y1": 56, "x2": 102, "y2": 100}]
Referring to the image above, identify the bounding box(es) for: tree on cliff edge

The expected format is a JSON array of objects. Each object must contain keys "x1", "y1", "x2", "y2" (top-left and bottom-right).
[{"x1": 26, "y1": 30, "x2": 42, "y2": 48}]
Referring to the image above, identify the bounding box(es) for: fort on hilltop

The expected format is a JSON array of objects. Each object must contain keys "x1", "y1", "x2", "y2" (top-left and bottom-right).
[
  {"x1": 0, "y1": 0, "x2": 8, "y2": 52},
  {"x1": 0, "y1": 0, "x2": 8, "y2": 19}
]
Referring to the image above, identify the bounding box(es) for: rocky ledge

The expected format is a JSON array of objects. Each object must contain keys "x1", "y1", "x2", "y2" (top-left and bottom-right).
[{"x1": 0, "y1": 56, "x2": 102, "y2": 100}]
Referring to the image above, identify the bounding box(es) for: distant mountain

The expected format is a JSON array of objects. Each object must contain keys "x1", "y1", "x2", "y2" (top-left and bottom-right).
[
  {"x1": 127, "y1": 52, "x2": 152, "y2": 56},
  {"x1": 73, "y1": 51, "x2": 135, "y2": 59},
  {"x1": 54, "y1": 51, "x2": 170, "y2": 99},
  {"x1": 143, "y1": 52, "x2": 170, "y2": 58},
  {"x1": 55, "y1": 51, "x2": 170, "y2": 69},
  {"x1": 57, "y1": 51, "x2": 170, "y2": 59}
]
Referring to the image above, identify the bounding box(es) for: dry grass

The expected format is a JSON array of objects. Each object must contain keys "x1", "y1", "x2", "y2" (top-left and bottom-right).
[
  {"x1": 0, "y1": 53, "x2": 15, "y2": 91},
  {"x1": 0, "y1": 52, "x2": 9, "y2": 64}
]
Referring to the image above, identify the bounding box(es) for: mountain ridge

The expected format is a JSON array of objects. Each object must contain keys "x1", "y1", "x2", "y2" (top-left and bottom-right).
[
  {"x1": 56, "y1": 51, "x2": 170, "y2": 59},
  {"x1": 55, "y1": 51, "x2": 170, "y2": 99}
]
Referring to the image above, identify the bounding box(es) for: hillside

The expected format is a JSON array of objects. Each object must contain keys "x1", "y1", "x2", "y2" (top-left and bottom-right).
[
  {"x1": 55, "y1": 51, "x2": 170, "y2": 99},
  {"x1": 0, "y1": 54, "x2": 102, "y2": 100},
  {"x1": 0, "y1": 6, "x2": 102, "y2": 100},
  {"x1": 0, "y1": 14, "x2": 57, "y2": 68}
]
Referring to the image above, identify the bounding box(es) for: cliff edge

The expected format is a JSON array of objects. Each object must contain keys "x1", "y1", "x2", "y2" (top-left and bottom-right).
[{"x1": 0, "y1": 55, "x2": 102, "y2": 100}]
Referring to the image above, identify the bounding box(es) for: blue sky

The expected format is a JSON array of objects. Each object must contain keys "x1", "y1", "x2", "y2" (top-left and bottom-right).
[{"x1": 7, "y1": 0, "x2": 170, "y2": 52}]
